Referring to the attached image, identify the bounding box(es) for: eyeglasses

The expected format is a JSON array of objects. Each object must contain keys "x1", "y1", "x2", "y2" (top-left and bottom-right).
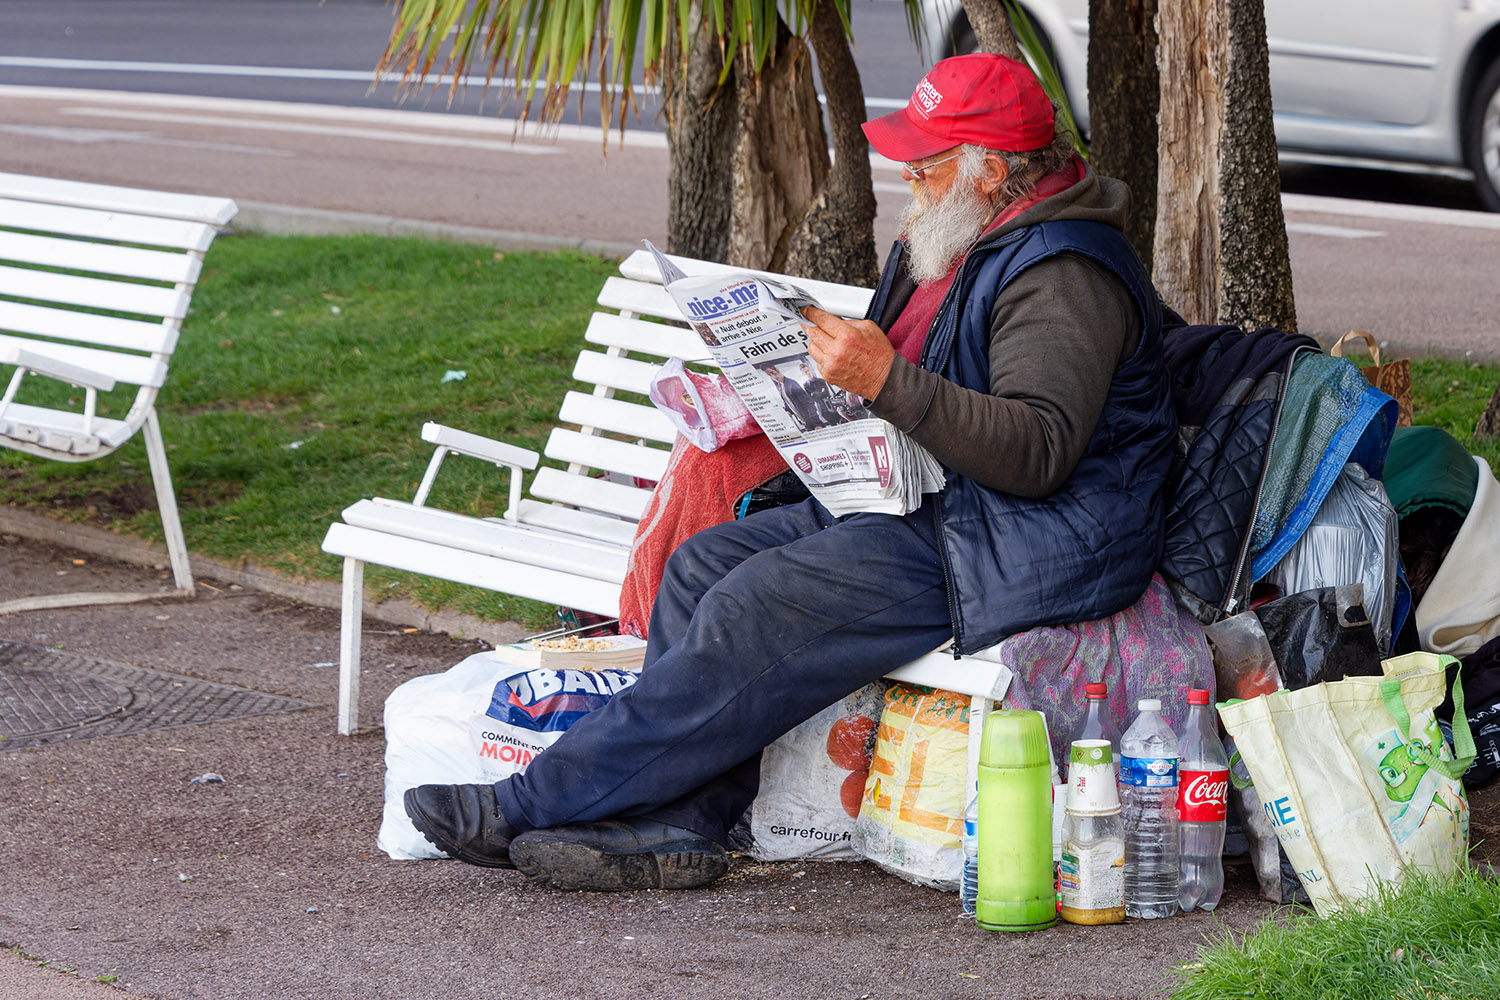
[{"x1": 903, "y1": 150, "x2": 964, "y2": 179}]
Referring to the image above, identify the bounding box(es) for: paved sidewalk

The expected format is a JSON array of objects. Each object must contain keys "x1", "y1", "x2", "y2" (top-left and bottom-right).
[{"x1": 1, "y1": 528, "x2": 1496, "y2": 1000}]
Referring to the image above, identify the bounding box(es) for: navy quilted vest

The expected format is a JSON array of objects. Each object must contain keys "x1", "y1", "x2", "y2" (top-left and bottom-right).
[{"x1": 868, "y1": 220, "x2": 1176, "y2": 653}]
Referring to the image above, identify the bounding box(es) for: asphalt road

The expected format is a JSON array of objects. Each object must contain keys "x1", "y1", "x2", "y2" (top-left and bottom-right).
[
  {"x1": 3, "y1": 84, "x2": 1499, "y2": 358},
  {"x1": 3, "y1": 0, "x2": 1499, "y2": 360}
]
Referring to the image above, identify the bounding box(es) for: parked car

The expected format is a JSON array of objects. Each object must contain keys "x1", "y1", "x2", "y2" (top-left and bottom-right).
[{"x1": 920, "y1": 0, "x2": 1500, "y2": 211}]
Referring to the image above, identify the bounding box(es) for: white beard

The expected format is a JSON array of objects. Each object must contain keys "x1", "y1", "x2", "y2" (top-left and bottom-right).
[{"x1": 899, "y1": 180, "x2": 993, "y2": 286}]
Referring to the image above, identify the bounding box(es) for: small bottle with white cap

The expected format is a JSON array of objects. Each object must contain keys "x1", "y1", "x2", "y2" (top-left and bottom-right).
[{"x1": 1059, "y1": 739, "x2": 1126, "y2": 924}]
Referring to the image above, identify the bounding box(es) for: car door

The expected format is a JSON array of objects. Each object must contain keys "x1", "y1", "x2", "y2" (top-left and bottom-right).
[{"x1": 1263, "y1": 0, "x2": 1450, "y2": 126}]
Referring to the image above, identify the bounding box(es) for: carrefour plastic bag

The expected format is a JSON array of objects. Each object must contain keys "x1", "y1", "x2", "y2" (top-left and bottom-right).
[
  {"x1": 1266, "y1": 462, "x2": 1400, "y2": 653},
  {"x1": 378, "y1": 652, "x2": 639, "y2": 860},
  {"x1": 734, "y1": 682, "x2": 883, "y2": 862}
]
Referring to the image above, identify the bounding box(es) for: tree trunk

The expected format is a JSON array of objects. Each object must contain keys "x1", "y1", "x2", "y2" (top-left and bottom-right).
[
  {"x1": 961, "y1": 1, "x2": 1023, "y2": 60},
  {"x1": 783, "y1": 0, "x2": 878, "y2": 286},
  {"x1": 1153, "y1": 0, "x2": 1297, "y2": 331},
  {"x1": 1087, "y1": 0, "x2": 1158, "y2": 270},
  {"x1": 665, "y1": 7, "x2": 737, "y2": 262},
  {"x1": 1477, "y1": 382, "x2": 1500, "y2": 437},
  {"x1": 725, "y1": 20, "x2": 830, "y2": 272}
]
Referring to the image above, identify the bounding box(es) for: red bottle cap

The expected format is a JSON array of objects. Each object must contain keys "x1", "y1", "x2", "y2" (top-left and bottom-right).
[
  {"x1": 1186, "y1": 688, "x2": 1210, "y2": 705},
  {"x1": 1084, "y1": 682, "x2": 1107, "y2": 699}
]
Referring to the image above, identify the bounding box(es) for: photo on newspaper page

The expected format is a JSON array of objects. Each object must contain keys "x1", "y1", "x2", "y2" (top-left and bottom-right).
[{"x1": 642, "y1": 241, "x2": 943, "y2": 517}]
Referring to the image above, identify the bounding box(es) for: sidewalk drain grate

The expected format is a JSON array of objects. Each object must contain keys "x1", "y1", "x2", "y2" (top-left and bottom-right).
[{"x1": 0, "y1": 640, "x2": 313, "y2": 749}]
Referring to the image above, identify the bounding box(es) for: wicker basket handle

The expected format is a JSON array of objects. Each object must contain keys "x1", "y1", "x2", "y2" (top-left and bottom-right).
[{"x1": 1330, "y1": 329, "x2": 1381, "y2": 365}]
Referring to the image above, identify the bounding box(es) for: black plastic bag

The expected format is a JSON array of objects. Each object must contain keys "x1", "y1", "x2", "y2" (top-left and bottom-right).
[
  {"x1": 1438, "y1": 635, "x2": 1500, "y2": 788},
  {"x1": 1253, "y1": 584, "x2": 1383, "y2": 689}
]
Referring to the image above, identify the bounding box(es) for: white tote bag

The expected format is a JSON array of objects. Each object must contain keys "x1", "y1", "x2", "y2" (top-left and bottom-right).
[{"x1": 1218, "y1": 652, "x2": 1475, "y2": 916}]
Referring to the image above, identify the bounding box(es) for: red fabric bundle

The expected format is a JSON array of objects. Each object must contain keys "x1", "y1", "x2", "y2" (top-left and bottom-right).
[{"x1": 617, "y1": 433, "x2": 786, "y2": 638}]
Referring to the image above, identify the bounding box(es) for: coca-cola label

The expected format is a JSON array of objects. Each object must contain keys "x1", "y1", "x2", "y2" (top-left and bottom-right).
[{"x1": 1177, "y1": 769, "x2": 1229, "y2": 821}]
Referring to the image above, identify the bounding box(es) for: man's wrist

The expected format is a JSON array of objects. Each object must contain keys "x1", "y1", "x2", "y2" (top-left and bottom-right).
[{"x1": 867, "y1": 355, "x2": 938, "y2": 432}]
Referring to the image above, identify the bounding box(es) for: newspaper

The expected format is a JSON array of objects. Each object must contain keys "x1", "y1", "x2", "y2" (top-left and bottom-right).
[{"x1": 644, "y1": 242, "x2": 944, "y2": 517}]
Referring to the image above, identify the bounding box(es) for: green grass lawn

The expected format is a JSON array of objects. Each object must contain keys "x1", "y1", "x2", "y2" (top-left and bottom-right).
[
  {"x1": 1169, "y1": 865, "x2": 1500, "y2": 1000},
  {"x1": 2, "y1": 233, "x2": 1498, "y2": 633}
]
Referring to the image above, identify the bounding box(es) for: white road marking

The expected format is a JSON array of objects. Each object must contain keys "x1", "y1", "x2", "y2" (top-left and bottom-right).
[
  {"x1": 0, "y1": 122, "x2": 294, "y2": 157},
  {"x1": 0, "y1": 84, "x2": 669, "y2": 150},
  {"x1": 58, "y1": 106, "x2": 566, "y2": 155},
  {"x1": 1282, "y1": 192, "x2": 1500, "y2": 231},
  {"x1": 1, "y1": 83, "x2": 1494, "y2": 234},
  {"x1": 1284, "y1": 221, "x2": 1386, "y2": 239}
]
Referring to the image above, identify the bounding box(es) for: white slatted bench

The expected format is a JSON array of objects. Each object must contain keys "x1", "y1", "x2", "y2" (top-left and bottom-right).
[
  {"x1": 321, "y1": 249, "x2": 1016, "y2": 786},
  {"x1": 0, "y1": 173, "x2": 237, "y2": 612}
]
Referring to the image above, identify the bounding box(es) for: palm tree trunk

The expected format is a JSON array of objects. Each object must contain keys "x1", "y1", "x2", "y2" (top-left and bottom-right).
[
  {"x1": 961, "y1": 1, "x2": 1023, "y2": 60},
  {"x1": 666, "y1": 6, "x2": 736, "y2": 262},
  {"x1": 725, "y1": 20, "x2": 830, "y2": 272},
  {"x1": 1154, "y1": 0, "x2": 1296, "y2": 331},
  {"x1": 783, "y1": 0, "x2": 879, "y2": 286},
  {"x1": 1087, "y1": 0, "x2": 1158, "y2": 270}
]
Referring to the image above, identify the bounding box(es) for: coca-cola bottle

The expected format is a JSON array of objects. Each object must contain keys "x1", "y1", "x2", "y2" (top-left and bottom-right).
[{"x1": 1176, "y1": 688, "x2": 1229, "y2": 912}]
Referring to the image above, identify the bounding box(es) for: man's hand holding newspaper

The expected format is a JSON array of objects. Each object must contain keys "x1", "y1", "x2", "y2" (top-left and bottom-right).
[
  {"x1": 644, "y1": 241, "x2": 944, "y2": 517},
  {"x1": 798, "y1": 307, "x2": 897, "y2": 402}
]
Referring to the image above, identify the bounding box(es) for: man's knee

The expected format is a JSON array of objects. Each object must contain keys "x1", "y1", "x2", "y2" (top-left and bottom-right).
[{"x1": 658, "y1": 519, "x2": 749, "y2": 604}]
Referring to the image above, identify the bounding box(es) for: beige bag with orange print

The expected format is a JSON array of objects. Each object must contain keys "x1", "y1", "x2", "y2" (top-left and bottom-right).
[{"x1": 854, "y1": 683, "x2": 971, "y2": 889}]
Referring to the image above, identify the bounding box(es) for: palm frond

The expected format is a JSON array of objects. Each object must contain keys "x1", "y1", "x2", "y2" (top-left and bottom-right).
[{"x1": 377, "y1": 0, "x2": 871, "y2": 134}]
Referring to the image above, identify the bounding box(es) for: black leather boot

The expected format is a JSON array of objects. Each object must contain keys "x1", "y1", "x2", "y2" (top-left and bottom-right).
[
  {"x1": 508, "y1": 818, "x2": 729, "y2": 891},
  {"x1": 403, "y1": 783, "x2": 518, "y2": 868}
]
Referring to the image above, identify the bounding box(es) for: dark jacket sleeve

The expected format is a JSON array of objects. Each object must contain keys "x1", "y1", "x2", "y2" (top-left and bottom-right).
[{"x1": 867, "y1": 253, "x2": 1141, "y2": 498}]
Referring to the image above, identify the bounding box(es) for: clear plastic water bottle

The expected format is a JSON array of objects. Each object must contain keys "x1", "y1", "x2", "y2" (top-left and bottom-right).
[
  {"x1": 1119, "y1": 698, "x2": 1180, "y2": 919},
  {"x1": 961, "y1": 782, "x2": 979, "y2": 916},
  {"x1": 1074, "y1": 682, "x2": 1121, "y2": 774},
  {"x1": 1176, "y1": 688, "x2": 1229, "y2": 912}
]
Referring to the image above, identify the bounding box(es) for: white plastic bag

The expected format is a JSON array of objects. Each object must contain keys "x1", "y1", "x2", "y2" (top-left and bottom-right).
[
  {"x1": 741, "y1": 683, "x2": 883, "y2": 862},
  {"x1": 1267, "y1": 462, "x2": 1400, "y2": 653},
  {"x1": 378, "y1": 652, "x2": 639, "y2": 860}
]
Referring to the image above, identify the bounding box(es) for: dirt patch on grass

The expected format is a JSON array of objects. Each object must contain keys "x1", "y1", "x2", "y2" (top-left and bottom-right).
[
  {"x1": 51, "y1": 481, "x2": 156, "y2": 523},
  {"x1": 1468, "y1": 779, "x2": 1500, "y2": 865}
]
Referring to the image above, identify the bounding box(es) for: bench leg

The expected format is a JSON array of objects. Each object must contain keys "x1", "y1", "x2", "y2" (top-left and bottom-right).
[
  {"x1": 143, "y1": 408, "x2": 195, "y2": 594},
  {"x1": 338, "y1": 556, "x2": 364, "y2": 735}
]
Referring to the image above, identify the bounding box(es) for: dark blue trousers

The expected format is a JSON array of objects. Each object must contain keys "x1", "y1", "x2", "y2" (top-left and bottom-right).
[{"x1": 492, "y1": 498, "x2": 955, "y2": 844}]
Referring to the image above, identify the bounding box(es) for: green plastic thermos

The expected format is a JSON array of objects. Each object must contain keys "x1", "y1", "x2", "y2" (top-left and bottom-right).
[{"x1": 976, "y1": 709, "x2": 1058, "y2": 932}]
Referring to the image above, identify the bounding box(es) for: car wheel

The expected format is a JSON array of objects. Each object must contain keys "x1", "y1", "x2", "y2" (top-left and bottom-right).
[{"x1": 1465, "y1": 59, "x2": 1500, "y2": 212}]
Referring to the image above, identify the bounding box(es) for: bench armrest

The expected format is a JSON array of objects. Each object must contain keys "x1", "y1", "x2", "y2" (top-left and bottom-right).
[
  {"x1": 421, "y1": 422, "x2": 540, "y2": 471},
  {"x1": 413, "y1": 422, "x2": 540, "y2": 518},
  {"x1": 0, "y1": 346, "x2": 117, "y2": 392},
  {"x1": 0, "y1": 346, "x2": 117, "y2": 440}
]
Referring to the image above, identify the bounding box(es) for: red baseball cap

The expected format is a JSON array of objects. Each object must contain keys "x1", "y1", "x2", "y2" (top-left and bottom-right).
[{"x1": 862, "y1": 53, "x2": 1054, "y2": 162}]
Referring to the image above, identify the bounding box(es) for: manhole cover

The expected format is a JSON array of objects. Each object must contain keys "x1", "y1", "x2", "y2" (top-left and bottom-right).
[
  {"x1": 0, "y1": 640, "x2": 313, "y2": 749},
  {"x1": 0, "y1": 667, "x2": 134, "y2": 737}
]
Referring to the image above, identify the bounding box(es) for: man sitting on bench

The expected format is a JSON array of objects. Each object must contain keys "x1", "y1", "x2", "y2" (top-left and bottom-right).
[{"x1": 404, "y1": 53, "x2": 1177, "y2": 892}]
